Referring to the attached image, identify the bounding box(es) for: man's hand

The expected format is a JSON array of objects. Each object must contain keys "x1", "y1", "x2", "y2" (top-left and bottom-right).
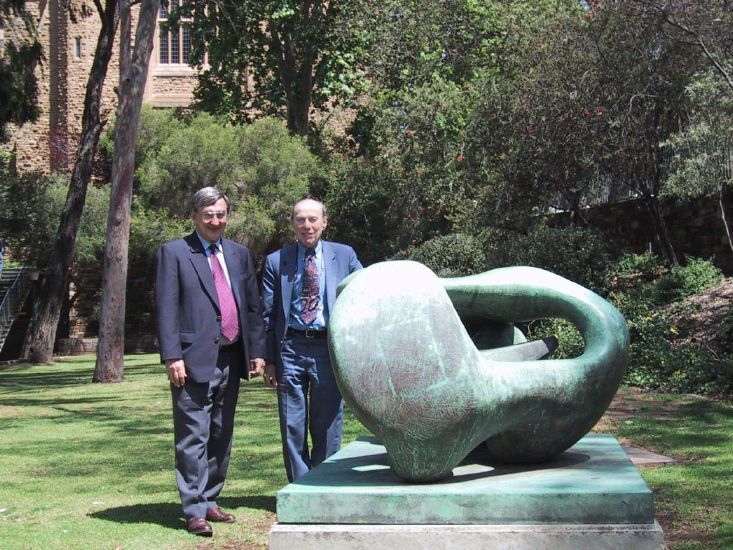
[
  {"x1": 249, "y1": 357, "x2": 265, "y2": 377},
  {"x1": 165, "y1": 359, "x2": 187, "y2": 388},
  {"x1": 263, "y1": 363, "x2": 278, "y2": 388}
]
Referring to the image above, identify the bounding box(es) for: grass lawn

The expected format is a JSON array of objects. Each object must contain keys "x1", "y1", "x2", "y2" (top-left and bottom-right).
[
  {"x1": 598, "y1": 388, "x2": 733, "y2": 549},
  {"x1": 1, "y1": 355, "x2": 731, "y2": 549}
]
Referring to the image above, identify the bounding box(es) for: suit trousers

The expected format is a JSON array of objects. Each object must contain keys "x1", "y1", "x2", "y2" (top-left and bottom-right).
[
  {"x1": 171, "y1": 345, "x2": 241, "y2": 519},
  {"x1": 277, "y1": 333, "x2": 344, "y2": 482}
]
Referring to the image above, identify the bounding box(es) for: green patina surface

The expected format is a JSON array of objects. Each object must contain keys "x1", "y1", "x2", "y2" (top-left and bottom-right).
[
  {"x1": 277, "y1": 434, "x2": 654, "y2": 525},
  {"x1": 329, "y1": 261, "x2": 629, "y2": 481}
]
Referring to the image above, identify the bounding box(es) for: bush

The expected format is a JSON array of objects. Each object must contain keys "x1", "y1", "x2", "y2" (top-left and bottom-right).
[
  {"x1": 609, "y1": 251, "x2": 666, "y2": 280},
  {"x1": 128, "y1": 205, "x2": 189, "y2": 265},
  {"x1": 483, "y1": 225, "x2": 612, "y2": 292},
  {"x1": 623, "y1": 312, "x2": 733, "y2": 396},
  {"x1": 406, "y1": 233, "x2": 486, "y2": 277},
  {"x1": 0, "y1": 168, "x2": 109, "y2": 268},
  {"x1": 99, "y1": 105, "x2": 188, "y2": 184},
  {"x1": 653, "y1": 257, "x2": 723, "y2": 304},
  {"x1": 135, "y1": 115, "x2": 319, "y2": 260},
  {"x1": 607, "y1": 255, "x2": 722, "y2": 322},
  {"x1": 324, "y1": 157, "x2": 399, "y2": 265},
  {"x1": 525, "y1": 318, "x2": 585, "y2": 359}
]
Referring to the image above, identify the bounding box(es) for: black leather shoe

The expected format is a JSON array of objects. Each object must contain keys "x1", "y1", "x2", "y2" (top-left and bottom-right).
[
  {"x1": 206, "y1": 507, "x2": 236, "y2": 523},
  {"x1": 187, "y1": 517, "x2": 213, "y2": 536}
]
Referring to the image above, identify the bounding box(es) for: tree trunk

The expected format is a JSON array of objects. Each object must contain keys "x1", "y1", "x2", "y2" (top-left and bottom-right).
[
  {"x1": 719, "y1": 183, "x2": 733, "y2": 254},
  {"x1": 643, "y1": 194, "x2": 679, "y2": 267},
  {"x1": 287, "y1": 88, "x2": 311, "y2": 136},
  {"x1": 22, "y1": 1, "x2": 118, "y2": 363},
  {"x1": 93, "y1": 0, "x2": 157, "y2": 383}
]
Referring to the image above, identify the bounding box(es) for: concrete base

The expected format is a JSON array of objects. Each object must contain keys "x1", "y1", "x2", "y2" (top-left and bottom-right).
[
  {"x1": 276, "y1": 434, "x2": 656, "y2": 525},
  {"x1": 271, "y1": 434, "x2": 665, "y2": 549},
  {"x1": 269, "y1": 521, "x2": 665, "y2": 549}
]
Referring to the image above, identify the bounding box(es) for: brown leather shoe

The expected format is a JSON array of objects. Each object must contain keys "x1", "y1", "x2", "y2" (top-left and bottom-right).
[
  {"x1": 186, "y1": 517, "x2": 213, "y2": 536},
  {"x1": 206, "y1": 507, "x2": 236, "y2": 523}
]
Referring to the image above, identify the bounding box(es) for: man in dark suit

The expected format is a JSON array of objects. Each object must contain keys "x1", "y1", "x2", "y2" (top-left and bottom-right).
[
  {"x1": 262, "y1": 198, "x2": 362, "y2": 482},
  {"x1": 155, "y1": 187, "x2": 266, "y2": 536}
]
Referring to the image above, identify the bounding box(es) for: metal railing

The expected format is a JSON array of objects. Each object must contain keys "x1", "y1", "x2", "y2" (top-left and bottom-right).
[{"x1": 0, "y1": 267, "x2": 32, "y2": 352}]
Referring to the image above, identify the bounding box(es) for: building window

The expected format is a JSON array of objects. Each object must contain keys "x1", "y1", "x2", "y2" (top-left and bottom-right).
[
  {"x1": 75, "y1": 37, "x2": 82, "y2": 59},
  {"x1": 159, "y1": 0, "x2": 193, "y2": 65}
]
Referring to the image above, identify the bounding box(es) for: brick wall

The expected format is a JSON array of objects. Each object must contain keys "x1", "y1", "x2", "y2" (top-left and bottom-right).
[{"x1": 3, "y1": 0, "x2": 198, "y2": 174}]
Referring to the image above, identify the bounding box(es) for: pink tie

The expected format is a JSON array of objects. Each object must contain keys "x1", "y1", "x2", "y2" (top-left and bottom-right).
[{"x1": 209, "y1": 244, "x2": 239, "y2": 341}]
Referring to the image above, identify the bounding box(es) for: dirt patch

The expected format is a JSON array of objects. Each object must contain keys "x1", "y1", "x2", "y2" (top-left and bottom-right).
[
  {"x1": 0, "y1": 405, "x2": 26, "y2": 419},
  {"x1": 665, "y1": 277, "x2": 733, "y2": 354}
]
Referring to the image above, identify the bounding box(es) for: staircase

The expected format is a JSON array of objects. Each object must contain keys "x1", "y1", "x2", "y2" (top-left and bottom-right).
[{"x1": 0, "y1": 267, "x2": 32, "y2": 353}]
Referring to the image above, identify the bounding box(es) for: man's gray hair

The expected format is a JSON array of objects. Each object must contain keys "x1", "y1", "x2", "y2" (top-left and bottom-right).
[{"x1": 191, "y1": 187, "x2": 230, "y2": 214}]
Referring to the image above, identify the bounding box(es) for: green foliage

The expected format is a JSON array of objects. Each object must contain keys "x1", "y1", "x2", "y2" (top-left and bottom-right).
[
  {"x1": 611, "y1": 255, "x2": 724, "y2": 311},
  {"x1": 606, "y1": 254, "x2": 729, "y2": 395},
  {"x1": 405, "y1": 233, "x2": 486, "y2": 277},
  {"x1": 605, "y1": 252, "x2": 668, "y2": 318},
  {"x1": 720, "y1": 310, "x2": 733, "y2": 354},
  {"x1": 55, "y1": 183, "x2": 110, "y2": 264},
  {"x1": 623, "y1": 312, "x2": 733, "y2": 396},
  {"x1": 136, "y1": 115, "x2": 319, "y2": 259},
  {"x1": 663, "y1": 71, "x2": 733, "y2": 201},
  {"x1": 323, "y1": 157, "x2": 396, "y2": 265},
  {"x1": 526, "y1": 317, "x2": 585, "y2": 360},
  {"x1": 360, "y1": 0, "x2": 507, "y2": 97},
  {"x1": 187, "y1": 0, "x2": 368, "y2": 135},
  {"x1": 137, "y1": 112, "x2": 247, "y2": 210},
  {"x1": 128, "y1": 204, "x2": 189, "y2": 265},
  {"x1": 482, "y1": 225, "x2": 611, "y2": 291},
  {"x1": 99, "y1": 104, "x2": 187, "y2": 175},
  {"x1": 327, "y1": 77, "x2": 478, "y2": 262},
  {"x1": 654, "y1": 257, "x2": 723, "y2": 304},
  {"x1": 0, "y1": 167, "x2": 108, "y2": 267},
  {"x1": 608, "y1": 251, "x2": 667, "y2": 280},
  {"x1": 464, "y1": 4, "x2": 604, "y2": 220}
]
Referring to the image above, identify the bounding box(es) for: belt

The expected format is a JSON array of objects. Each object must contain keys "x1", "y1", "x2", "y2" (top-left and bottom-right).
[{"x1": 288, "y1": 328, "x2": 328, "y2": 339}]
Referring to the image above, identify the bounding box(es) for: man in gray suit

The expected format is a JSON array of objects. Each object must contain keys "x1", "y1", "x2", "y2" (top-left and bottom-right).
[
  {"x1": 262, "y1": 198, "x2": 362, "y2": 481},
  {"x1": 155, "y1": 187, "x2": 265, "y2": 536}
]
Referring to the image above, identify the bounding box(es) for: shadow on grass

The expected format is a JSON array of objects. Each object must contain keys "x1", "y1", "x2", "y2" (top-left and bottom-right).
[
  {"x1": 0, "y1": 360, "x2": 161, "y2": 391},
  {"x1": 89, "y1": 502, "x2": 184, "y2": 530},
  {"x1": 0, "y1": 368, "x2": 101, "y2": 390},
  {"x1": 219, "y1": 495, "x2": 276, "y2": 513},
  {"x1": 90, "y1": 495, "x2": 276, "y2": 528}
]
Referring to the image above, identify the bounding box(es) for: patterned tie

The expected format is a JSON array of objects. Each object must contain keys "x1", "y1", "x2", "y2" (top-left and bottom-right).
[
  {"x1": 209, "y1": 244, "x2": 239, "y2": 341},
  {"x1": 301, "y1": 248, "x2": 320, "y2": 324}
]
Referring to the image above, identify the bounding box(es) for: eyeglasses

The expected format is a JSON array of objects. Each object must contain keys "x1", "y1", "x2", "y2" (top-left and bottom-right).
[{"x1": 201, "y1": 211, "x2": 227, "y2": 221}]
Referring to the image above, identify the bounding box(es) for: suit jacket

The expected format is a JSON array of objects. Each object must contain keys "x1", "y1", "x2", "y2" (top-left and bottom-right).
[
  {"x1": 262, "y1": 240, "x2": 362, "y2": 366},
  {"x1": 155, "y1": 232, "x2": 266, "y2": 383}
]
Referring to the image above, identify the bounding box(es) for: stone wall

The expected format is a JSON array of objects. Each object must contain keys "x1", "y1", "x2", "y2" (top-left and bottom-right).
[
  {"x1": 65, "y1": 256, "x2": 156, "y2": 340},
  {"x1": 548, "y1": 193, "x2": 733, "y2": 274}
]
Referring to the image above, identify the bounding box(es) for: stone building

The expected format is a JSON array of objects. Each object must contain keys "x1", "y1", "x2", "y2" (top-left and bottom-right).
[{"x1": 2, "y1": 0, "x2": 199, "y2": 173}]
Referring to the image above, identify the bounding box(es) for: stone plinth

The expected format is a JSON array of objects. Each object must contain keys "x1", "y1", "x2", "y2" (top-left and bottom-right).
[
  {"x1": 270, "y1": 522, "x2": 664, "y2": 550},
  {"x1": 270, "y1": 434, "x2": 664, "y2": 549}
]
